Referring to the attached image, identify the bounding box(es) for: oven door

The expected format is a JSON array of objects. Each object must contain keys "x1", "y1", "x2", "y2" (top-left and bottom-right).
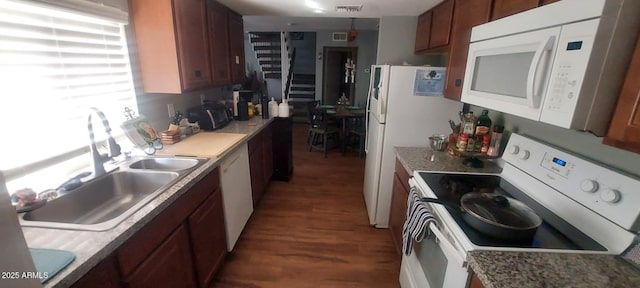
[
  {"x1": 400, "y1": 179, "x2": 469, "y2": 288},
  {"x1": 461, "y1": 26, "x2": 560, "y2": 121}
]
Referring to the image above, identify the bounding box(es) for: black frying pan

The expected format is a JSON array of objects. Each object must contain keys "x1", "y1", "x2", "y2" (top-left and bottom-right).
[{"x1": 422, "y1": 193, "x2": 542, "y2": 241}]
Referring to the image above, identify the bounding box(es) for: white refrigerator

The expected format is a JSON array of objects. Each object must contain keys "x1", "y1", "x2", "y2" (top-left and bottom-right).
[{"x1": 363, "y1": 65, "x2": 462, "y2": 227}]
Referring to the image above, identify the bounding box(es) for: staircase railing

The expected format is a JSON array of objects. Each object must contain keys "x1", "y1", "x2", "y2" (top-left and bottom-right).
[
  {"x1": 280, "y1": 32, "x2": 291, "y2": 100},
  {"x1": 284, "y1": 48, "x2": 297, "y2": 101}
]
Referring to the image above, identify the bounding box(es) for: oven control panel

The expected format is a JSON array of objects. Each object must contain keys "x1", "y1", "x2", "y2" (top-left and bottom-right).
[{"x1": 503, "y1": 133, "x2": 640, "y2": 231}]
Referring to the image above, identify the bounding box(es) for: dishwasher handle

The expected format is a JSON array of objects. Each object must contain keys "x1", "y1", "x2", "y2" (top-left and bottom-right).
[{"x1": 222, "y1": 151, "x2": 241, "y2": 173}]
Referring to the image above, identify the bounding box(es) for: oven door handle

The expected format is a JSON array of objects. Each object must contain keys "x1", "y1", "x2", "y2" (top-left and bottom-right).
[
  {"x1": 428, "y1": 222, "x2": 466, "y2": 266},
  {"x1": 409, "y1": 177, "x2": 466, "y2": 266}
]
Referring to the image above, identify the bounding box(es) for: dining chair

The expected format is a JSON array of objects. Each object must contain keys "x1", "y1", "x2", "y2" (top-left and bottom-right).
[
  {"x1": 306, "y1": 100, "x2": 320, "y2": 143},
  {"x1": 345, "y1": 115, "x2": 366, "y2": 158},
  {"x1": 308, "y1": 108, "x2": 339, "y2": 158}
]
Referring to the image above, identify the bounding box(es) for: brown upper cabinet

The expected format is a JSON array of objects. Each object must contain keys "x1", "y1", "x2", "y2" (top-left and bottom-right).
[
  {"x1": 228, "y1": 11, "x2": 247, "y2": 85},
  {"x1": 491, "y1": 0, "x2": 539, "y2": 21},
  {"x1": 415, "y1": 11, "x2": 432, "y2": 52},
  {"x1": 443, "y1": 0, "x2": 493, "y2": 101},
  {"x1": 130, "y1": 0, "x2": 245, "y2": 93},
  {"x1": 541, "y1": 0, "x2": 561, "y2": 5},
  {"x1": 130, "y1": 0, "x2": 212, "y2": 93},
  {"x1": 415, "y1": 0, "x2": 454, "y2": 53},
  {"x1": 207, "y1": 0, "x2": 232, "y2": 86},
  {"x1": 604, "y1": 34, "x2": 640, "y2": 154}
]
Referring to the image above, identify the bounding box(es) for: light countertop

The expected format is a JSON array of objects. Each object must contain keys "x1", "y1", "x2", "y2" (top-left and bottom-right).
[
  {"x1": 394, "y1": 146, "x2": 502, "y2": 175},
  {"x1": 21, "y1": 117, "x2": 275, "y2": 287}
]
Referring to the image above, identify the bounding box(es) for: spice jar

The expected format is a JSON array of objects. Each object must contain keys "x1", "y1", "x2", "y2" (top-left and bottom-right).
[
  {"x1": 487, "y1": 125, "x2": 504, "y2": 156},
  {"x1": 457, "y1": 134, "x2": 469, "y2": 152}
]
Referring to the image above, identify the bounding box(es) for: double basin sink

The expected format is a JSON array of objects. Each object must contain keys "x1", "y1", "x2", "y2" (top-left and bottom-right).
[{"x1": 19, "y1": 157, "x2": 207, "y2": 231}]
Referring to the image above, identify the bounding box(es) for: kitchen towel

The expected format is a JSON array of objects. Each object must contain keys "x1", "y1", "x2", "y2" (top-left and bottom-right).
[{"x1": 402, "y1": 187, "x2": 436, "y2": 256}]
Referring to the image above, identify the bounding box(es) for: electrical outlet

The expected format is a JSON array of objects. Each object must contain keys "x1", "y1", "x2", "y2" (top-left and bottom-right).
[{"x1": 167, "y1": 103, "x2": 175, "y2": 118}]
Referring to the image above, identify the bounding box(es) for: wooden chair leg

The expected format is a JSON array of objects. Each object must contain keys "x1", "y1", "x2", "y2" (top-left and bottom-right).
[
  {"x1": 309, "y1": 132, "x2": 315, "y2": 152},
  {"x1": 323, "y1": 133, "x2": 328, "y2": 158}
]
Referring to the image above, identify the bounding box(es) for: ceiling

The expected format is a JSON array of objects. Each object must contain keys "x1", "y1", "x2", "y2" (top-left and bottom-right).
[{"x1": 220, "y1": 0, "x2": 444, "y2": 32}]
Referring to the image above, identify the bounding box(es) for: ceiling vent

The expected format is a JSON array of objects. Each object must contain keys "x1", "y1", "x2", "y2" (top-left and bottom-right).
[
  {"x1": 335, "y1": 5, "x2": 363, "y2": 13},
  {"x1": 332, "y1": 32, "x2": 347, "y2": 41}
]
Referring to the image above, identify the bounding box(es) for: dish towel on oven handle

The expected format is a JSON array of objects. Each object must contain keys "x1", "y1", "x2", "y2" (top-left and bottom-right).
[{"x1": 402, "y1": 187, "x2": 436, "y2": 256}]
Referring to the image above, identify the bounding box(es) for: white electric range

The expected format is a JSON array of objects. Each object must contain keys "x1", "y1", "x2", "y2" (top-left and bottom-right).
[{"x1": 400, "y1": 133, "x2": 640, "y2": 288}]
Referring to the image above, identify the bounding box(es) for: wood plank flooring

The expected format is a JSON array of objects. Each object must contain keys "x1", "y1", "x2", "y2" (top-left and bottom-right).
[{"x1": 211, "y1": 124, "x2": 400, "y2": 287}]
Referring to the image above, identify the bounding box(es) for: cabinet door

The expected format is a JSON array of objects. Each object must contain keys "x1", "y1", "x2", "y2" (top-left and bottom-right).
[
  {"x1": 443, "y1": 0, "x2": 493, "y2": 101},
  {"x1": 72, "y1": 256, "x2": 121, "y2": 288},
  {"x1": 124, "y1": 225, "x2": 197, "y2": 288},
  {"x1": 469, "y1": 273, "x2": 485, "y2": 288},
  {"x1": 429, "y1": 0, "x2": 454, "y2": 49},
  {"x1": 491, "y1": 0, "x2": 539, "y2": 21},
  {"x1": 173, "y1": 0, "x2": 213, "y2": 90},
  {"x1": 249, "y1": 147, "x2": 264, "y2": 206},
  {"x1": 228, "y1": 11, "x2": 246, "y2": 84},
  {"x1": 207, "y1": 0, "x2": 231, "y2": 85},
  {"x1": 262, "y1": 125, "x2": 273, "y2": 185},
  {"x1": 188, "y1": 188, "x2": 227, "y2": 287},
  {"x1": 389, "y1": 173, "x2": 410, "y2": 256},
  {"x1": 415, "y1": 11, "x2": 432, "y2": 53},
  {"x1": 604, "y1": 35, "x2": 640, "y2": 154},
  {"x1": 541, "y1": 0, "x2": 561, "y2": 5}
]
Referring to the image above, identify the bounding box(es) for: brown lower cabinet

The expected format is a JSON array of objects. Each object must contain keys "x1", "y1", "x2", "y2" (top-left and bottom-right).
[
  {"x1": 249, "y1": 123, "x2": 274, "y2": 206},
  {"x1": 72, "y1": 168, "x2": 226, "y2": 288},
  {"x1": 125, "y1": 225, "x2": 197, "y2": 287},
  {"x1": 389, "y1": 159, "x2": 411, "y2": 255},
  {"x1": 469, "y1": 273, "x2": 485, "y2": 288}
]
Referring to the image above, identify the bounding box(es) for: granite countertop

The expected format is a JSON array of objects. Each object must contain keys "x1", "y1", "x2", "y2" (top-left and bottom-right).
[
  {"x1": 21, "y1": 117, "x2": 275, "y2": 287},
  {"x1": 394, "y1": 147, "x2": 502, "y2": 175},
  {"x1": 468, "y1": 251, "x2": 640, "y2": 288},
  {"x1": 395, "y1": 147, "x2": 640, "y2": 287}
]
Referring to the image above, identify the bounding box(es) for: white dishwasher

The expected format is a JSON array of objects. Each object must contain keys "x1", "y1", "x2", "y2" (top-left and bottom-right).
[{"x1": 220, "y1": 142, "x2": 253, "y2": 251}]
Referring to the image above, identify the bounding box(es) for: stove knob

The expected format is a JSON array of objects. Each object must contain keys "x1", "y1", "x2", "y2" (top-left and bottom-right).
[
  {"x1": 518, "y1": 150, "x2": 530, "y2": 160},
  {"x1": 510, "y1": 145, "x2": 520, "y2": 155},
  {"x1": 580, "y1": 180, "x2": 599, "y2": 193},
  {"x1": 600, "y1": 189, "x2": 621, "y2": 204}
]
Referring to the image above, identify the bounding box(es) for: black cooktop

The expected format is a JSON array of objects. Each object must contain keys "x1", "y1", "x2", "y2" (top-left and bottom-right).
[{"x1": 418, "y1": 172, "x2": 606, "y2": 251}]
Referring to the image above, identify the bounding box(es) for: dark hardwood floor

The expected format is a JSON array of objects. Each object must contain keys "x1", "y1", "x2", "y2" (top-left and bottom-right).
[{"x1": 212, "y1": 123, "x2": 400, "y2": 287}]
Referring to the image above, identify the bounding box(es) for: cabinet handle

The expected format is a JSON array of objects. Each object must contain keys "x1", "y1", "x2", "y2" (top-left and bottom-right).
[{"x1": 195, "y1": 70, "x2": 202, "y2": 78}]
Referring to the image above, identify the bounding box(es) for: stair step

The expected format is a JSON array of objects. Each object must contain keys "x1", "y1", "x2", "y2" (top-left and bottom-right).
[
  {"x1": 253, "y1": 45, "x2": 281, "y2": 51},
  {"x1": 290, "y1": 86, "x2": 315, "y2": 91},
  {"x1": 289, "y1": 93, "x2": 316, "y2": 99},
  {"x1": 292, "y1": 77, "x2": 316, "y2": 85},
  {"x1": 250, "y1": 37, "x2": 280, "y2": 43},
  {"x1": 262, "y1": 67, "x2": 281, "y2": 72},
  {"x1": 264, "y1": 73, "x2": 282, "y2": 79},
  {"x1": 259, "y1": 60, "x2": 281, "y2": 65},
  {"x1": 256, "y1": 53, "x2": 281, "y2": 59}
]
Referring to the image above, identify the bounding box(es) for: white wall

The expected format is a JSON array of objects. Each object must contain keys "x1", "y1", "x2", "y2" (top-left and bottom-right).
[
  {"x1": 315, "y1": 30, "x2": 379, "y2": 107},
  {"x1": 376, "y1": 16, "x2": 445, "y2": 66},
  {"x1": 470, "y1": 106, "x2": 640, "y2": 177}
]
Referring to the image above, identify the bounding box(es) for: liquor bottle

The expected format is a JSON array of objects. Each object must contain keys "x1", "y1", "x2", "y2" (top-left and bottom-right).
[{"x1": 475, "y1": 110, "x2": 492, "y2": 136}]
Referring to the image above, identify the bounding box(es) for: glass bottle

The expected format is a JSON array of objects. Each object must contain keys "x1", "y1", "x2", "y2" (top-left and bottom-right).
[
  {"x1": 475, "y1": 110, "x2": 492, "y2": 136},
  {"x1": 487, "y1": 125, "x2": 504, "y2": 156},
  {"x1": 462, "y1": 112, "x2": 476, "y2": 135}
]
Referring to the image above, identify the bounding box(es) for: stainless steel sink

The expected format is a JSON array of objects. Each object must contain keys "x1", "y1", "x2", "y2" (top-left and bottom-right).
[
  {"x1": 129, "y1": 158, "x2": 200, "y2": 171},
  {"x1": 20, "y1": 156, "x2": 207, "y2": 231}
]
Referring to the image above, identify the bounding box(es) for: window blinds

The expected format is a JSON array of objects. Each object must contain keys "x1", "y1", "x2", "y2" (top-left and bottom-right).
[{"x1": 0, "y1": 0, "x2": 137, "y2": 171}]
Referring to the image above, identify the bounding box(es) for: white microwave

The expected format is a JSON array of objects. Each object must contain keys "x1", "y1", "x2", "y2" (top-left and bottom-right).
[{"x1": 461, "y1": 0, "x2": 640, "y2": 136}]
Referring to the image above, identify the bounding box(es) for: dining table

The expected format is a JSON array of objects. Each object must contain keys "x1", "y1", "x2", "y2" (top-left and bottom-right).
[{"x1": 323, "y1": 105, "x2": 366, "y2": 153}]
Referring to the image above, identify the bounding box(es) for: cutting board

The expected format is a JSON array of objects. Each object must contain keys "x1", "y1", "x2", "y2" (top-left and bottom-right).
[{"x1": 158, "y1": 132, "x2": 247, "y2": 158}]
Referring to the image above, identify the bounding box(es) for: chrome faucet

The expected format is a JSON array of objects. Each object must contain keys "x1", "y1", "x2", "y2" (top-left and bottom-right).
[{"x1": 88, "y1": 108, "x2": 121, "y2": 177}]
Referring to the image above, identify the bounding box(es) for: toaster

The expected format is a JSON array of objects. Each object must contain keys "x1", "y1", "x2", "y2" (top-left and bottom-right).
[{"x1": 186, "y1": 102, "x2": 231, "y2": 131}]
